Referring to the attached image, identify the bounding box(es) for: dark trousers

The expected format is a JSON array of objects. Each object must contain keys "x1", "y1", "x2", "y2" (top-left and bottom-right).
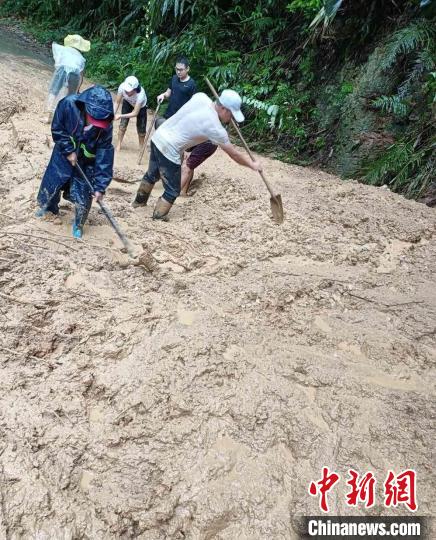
[
  {"x1": 120, "y1": 101, "x2": 147, "y2": 135},
  {"x1": 37, "y1": 147, "x2": 95, "y2": 227},
  {"x1": 143, "y1": 142, "x2": 181, "y2": 204}
]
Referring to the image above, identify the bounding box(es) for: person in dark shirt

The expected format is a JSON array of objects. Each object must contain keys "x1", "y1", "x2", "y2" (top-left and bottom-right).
[{"x1": 155, "y1": 56, "x2": 197, "y2": 127}]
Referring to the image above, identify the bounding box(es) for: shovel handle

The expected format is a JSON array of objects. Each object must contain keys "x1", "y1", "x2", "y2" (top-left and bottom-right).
[
  {"x1": 137, "y1": 102, "x2": 161, "y2": 165},
  {"x1": 75, "y1": 163, "x2": 134, "y2": 257},
  {"x1": 204, "y1": 77, "x2": 277, "y2": 200},
  {"x1": 97, "y1": 199, "x2": 133, "y2": 255},
  {"x1": 226, "y1": 117, "x2": 277, "y2": 200}
]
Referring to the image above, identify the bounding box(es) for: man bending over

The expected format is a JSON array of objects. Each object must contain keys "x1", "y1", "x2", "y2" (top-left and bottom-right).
[{"x1": 133, "y1": 89, "x2": 261, "y2": 220}]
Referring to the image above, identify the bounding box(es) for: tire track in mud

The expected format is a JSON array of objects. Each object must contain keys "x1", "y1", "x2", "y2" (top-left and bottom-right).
[{"x1": 0, "y1": 49, "x2": 435, "y2": 538}]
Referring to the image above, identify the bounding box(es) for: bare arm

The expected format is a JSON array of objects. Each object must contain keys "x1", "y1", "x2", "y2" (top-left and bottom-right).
[
  {"x1": 219, "y1": 142, "x2": 262, "y2": 171},
  {"x1": 157, "y1": 88, "x2": 172, "y2": 103},
  {"x1": 113, "y1": 94, "x2": 122, "y2": 115},
  {"x1": 115, "y1": 101, "x2": 142, "y2": 121}
]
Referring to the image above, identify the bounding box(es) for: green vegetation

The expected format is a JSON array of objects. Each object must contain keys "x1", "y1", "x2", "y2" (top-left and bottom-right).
[{"x1": 1, "y1": 0, "x2": 434, "y2": 198}]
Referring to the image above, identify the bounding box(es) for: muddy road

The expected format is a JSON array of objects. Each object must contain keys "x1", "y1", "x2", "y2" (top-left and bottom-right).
[{"x1": 0, "y1": 31, "x2": 435, "y2": 539}]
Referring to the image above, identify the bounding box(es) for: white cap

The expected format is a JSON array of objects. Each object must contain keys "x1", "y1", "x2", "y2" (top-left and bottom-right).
[
  {"x1": 219, "y1": 89, "x2": 244, "y2": 122},
  {"x1": 124, "y1": 76, "x2": 139, "y2": 92}
]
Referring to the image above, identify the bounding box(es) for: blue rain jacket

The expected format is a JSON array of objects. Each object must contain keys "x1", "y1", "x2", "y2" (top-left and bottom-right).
[{"x1": 37, "y1": 85, "x2": 114, "y2": 224}]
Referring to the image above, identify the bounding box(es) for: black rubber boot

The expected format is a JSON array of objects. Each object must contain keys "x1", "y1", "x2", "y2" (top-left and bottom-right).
[
  {"x1": 133, "y1": 181, "x2": 153, "y2": 208},
  {"x1": 152, "y1": 197, "x2": 172, "y2": 221}
]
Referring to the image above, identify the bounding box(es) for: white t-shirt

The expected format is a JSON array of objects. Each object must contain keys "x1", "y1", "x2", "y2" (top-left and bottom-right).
[
  {"x1": 52, "y1": 43, "x2": 85, "y2": 75},
  {"x1": 117, "y1": 83, "x2": 147, "y2": 108},
  {"x1": 152, "y1": 92, "x2": 229, "y2": 164}
]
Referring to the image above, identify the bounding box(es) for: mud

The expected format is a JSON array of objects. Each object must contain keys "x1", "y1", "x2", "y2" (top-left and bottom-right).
[{"x1": 0, "y1": 43, "x2": 435, "y2": 539}]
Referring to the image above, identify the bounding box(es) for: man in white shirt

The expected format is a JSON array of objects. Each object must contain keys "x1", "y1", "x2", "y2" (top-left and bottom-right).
[
  {"x1": 133, "y1": 89, "x2": 262, "y2": 220},
  {"x1": 113, "y1": 76, "x2": 147, "y2": 151}
]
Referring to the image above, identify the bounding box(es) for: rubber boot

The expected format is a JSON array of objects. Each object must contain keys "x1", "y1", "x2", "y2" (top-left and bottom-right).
[
  {"x1": 35, "y1": 208, "x2": 60, "y2": 222},
  {"x1": 72, "y1": 224, "x2": 83, "y2": 239},
  {"x1": 35, "y1": 207, "x2": 47, "y2": 218},
  {"x1": 152, "y1": 197, "x2": 172, "y2": 221},
  {"x1": 73, "y1": 201, "x2": 90, "y2": 238},
  {"x1": 132, "y1": 181, "x2": 153, "y2": 208},
  {"x1": 116, "y1": 128, "x2": 126, "y2": 152}
]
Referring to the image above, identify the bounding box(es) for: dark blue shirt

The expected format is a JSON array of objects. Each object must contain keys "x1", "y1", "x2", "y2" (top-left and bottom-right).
[{"x1": 164, "y1": 75, "x2": 197, "y2": 119}]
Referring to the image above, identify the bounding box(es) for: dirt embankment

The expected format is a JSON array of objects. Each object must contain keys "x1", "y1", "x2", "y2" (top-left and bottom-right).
[{"x1": 0, "y1": 42, "x2": 435, "y2": 539}]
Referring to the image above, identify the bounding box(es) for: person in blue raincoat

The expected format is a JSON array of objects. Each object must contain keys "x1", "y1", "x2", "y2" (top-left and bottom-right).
[{"x1": 36, "y1": 85, "x2": 114, "y2": 238}]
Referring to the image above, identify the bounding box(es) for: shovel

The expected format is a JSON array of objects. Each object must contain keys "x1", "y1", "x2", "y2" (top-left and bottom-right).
[
  {"x1": 204, "y1": 77, "x2": 284, "y2": 224},
  {"x1": 75, "y1": 162, "x2": 135, "y2": 258},
  {"x1": 137, "y1": 102, "x2": 161, "y2": 165}
]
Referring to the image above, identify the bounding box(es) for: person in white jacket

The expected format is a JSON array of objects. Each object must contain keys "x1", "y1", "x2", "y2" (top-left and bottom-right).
[{"x1": 43, "y1": 34, "x2": 90, "y2": 124}]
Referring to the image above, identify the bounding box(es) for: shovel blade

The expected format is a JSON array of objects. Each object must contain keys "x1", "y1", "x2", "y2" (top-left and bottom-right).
[{"x1": 270, "y1": 194, "x2": 284, "y2": 224}]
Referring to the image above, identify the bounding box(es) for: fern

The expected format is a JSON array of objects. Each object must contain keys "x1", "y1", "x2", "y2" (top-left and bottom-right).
[
  {"x1": 364, "y1": 142, "x2": 414, "y2": 186},
  {"x1": 397, "y1": 59, "x2": 426, "y2": 98},
  {"x1": 372, "y1": 21, "x2": 435, "y2": 121},
  {"x1": 372, "y1": 95, "x2": 408, "y2": 117},
  {"x1": 363, "y1": 139, "x2": 435, "y2": 198},
  {"x1": 406, "y1": 158, "x2": 434, "y2": 198},
  {"x1": 380, "y1": 20, "x2": 435, "y2": 71}
]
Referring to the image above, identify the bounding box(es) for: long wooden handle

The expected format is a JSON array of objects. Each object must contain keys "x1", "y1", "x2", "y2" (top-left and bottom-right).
[
  {"x1": 97, "y1": 199, "x2": 133, "y2": 252},
  {"x1": 204, "y1": 77, "x2": 277, "y2": 199},
  {"x1": 137, "y1": 102, "x2": 161, "y2": 165},
  {"x1": 75, "y1": 163, "x2": 134, "y2": 256}
]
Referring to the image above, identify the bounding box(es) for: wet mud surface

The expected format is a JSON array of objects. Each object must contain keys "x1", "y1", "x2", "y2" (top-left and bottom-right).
[{"x1": 0, "y1": 43, "x2": 435, "y2": 539}]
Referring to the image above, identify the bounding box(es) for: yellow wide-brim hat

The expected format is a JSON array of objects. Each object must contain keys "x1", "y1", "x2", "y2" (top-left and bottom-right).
[{"x1": 64, "y1": 34, "x2": 91, "y2": 52}]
